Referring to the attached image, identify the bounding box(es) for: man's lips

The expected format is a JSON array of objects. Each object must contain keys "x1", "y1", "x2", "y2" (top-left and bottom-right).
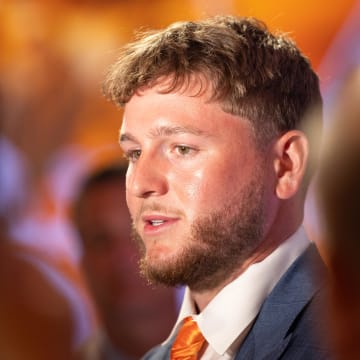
[{"x1": 141, "y1": 214, "x2": 180, "y2": 233}]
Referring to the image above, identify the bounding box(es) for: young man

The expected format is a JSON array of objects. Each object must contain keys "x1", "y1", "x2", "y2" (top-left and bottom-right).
[{"x1": 103, "y1": 16, "x2": 332, "y2": 359}]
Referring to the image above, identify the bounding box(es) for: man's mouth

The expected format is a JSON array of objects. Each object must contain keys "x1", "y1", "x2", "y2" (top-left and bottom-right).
[
  {"x1": 149, "y1": 219, "x2": 165, "y2": 227},
  {"x1": 141, "y1": 214, "x2": 179, "y2": 233}
]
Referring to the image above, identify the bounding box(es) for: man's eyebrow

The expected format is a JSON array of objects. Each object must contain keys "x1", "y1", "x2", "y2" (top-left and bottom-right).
[
  {"x1": 119, "y1": 132, "x2": 137, "y2": 143},
  {"x1": 119, "y1": 125, "x2": 209, "y2": 144},
  {"x1": 149, "y1": 125, "x2": 208, "y2": 138}
]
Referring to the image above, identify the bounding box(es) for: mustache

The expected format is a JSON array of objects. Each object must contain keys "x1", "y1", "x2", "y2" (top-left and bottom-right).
[{"x1": 134, "y1": 203, "x2": 185, "y2": 222}]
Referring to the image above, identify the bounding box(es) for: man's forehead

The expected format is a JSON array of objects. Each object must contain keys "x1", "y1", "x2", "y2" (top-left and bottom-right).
[
  {"x1": 119, "y1": 122, "x2": 209, "y2": 144},
  {"x1": 133, "y1": 73, "x2": 214, "y2": 100}
]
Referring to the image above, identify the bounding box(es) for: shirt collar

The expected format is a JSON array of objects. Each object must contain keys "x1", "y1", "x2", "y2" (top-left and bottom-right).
[{"x1": 165, "y1": 226, "x2": 310, "y2": 355}]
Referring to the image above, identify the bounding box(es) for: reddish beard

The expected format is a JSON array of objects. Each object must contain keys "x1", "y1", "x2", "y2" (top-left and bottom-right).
[{"x1": 131, "y1": 176, "x2": 265, "y2": 292}]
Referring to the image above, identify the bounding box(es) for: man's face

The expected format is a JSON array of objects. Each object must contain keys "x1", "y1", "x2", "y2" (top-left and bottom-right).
[{"x1": 120, "y1": 81, "x2": 275, "y2": 291}]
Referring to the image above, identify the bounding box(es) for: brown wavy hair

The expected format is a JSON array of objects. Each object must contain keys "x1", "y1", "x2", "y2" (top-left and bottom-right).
[{"x1": 103, "y1": 15, "x2": 322, "y2": 147}]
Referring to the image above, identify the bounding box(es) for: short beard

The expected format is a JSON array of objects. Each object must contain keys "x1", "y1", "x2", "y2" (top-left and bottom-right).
[{"x1": 132, "y1": 176, "x2": 265, "y2": 292}]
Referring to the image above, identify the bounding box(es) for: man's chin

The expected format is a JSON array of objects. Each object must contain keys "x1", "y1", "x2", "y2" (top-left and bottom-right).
[
  {"x1": 140, "y1": 258, "x2": 183, "y2": 287},
  {"x1": 146, "y1": 245, "x2": 174, "y2": 260}
]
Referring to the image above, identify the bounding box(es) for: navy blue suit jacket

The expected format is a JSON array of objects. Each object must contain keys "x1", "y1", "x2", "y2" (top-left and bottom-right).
[{"x1": 142, "y1": 244, "x2": 333, "y2": 360}]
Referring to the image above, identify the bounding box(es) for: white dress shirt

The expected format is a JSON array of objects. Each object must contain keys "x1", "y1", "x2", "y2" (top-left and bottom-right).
[{"x1": 164, "y1": 226, "x2": 311, "y2": 359}]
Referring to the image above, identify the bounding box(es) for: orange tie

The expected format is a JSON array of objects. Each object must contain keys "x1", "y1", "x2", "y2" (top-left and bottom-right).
[{"x1": 170, "y1": 316, "x2": 206, "y2": 360}]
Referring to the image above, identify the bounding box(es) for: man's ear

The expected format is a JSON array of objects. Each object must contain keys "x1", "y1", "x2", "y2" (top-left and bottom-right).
[{"x1": 273, "y1": 130, "x2": 309, "y2": 199}]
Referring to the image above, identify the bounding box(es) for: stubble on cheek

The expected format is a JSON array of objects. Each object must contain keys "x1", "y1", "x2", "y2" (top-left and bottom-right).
[
  {"x1": 131, "y1": 224, "x2": 146, "y2": 257},
  {"x1": 130, "y1": 179, "x2": 265, "y2": 292}
]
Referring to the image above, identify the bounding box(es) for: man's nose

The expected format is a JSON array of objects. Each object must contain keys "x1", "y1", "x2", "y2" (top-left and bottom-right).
[{"x1": 127, "y1": 154, "x2": 169, "y2": 198}]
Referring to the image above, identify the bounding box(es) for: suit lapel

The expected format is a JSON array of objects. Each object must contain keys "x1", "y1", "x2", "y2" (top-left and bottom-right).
[
  {"x1": 141, "y1": 342, "x2": 172, "y2": 360},
  {"x1": 235, "y1": 244, "x2": 327, "y2": 360}
]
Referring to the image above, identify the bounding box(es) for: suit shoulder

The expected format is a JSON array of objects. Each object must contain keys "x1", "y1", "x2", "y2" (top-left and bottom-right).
[{"x1": 280, "y1": 287, "x2": 333, "y2": 359}]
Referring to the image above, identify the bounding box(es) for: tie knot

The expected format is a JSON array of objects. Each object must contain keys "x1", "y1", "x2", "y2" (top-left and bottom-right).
[{"x1": 171, "y1": 316, "x2": 206, "y2": 360}]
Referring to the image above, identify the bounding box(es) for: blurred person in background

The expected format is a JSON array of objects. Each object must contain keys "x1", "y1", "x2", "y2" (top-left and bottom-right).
[
  {"x1": 316, "y1": 66, "x2": 360, "y2": 360},
  {"x1": 72, "y1": 163, "x2": 178, "y2": 360}
]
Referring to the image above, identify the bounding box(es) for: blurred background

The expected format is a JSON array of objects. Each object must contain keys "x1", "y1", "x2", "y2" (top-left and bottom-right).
[{"x1": 0, "y1": 0, "x2": 359, "y2": 357}]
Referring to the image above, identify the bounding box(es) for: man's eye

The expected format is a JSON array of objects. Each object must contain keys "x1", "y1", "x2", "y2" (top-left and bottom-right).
[
  {"x1": 125, "y1": 149, "x2": 141, "y2": 162},
  {"x1": 175, "y1": 145, "x2": 193, "y2": 155}
]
